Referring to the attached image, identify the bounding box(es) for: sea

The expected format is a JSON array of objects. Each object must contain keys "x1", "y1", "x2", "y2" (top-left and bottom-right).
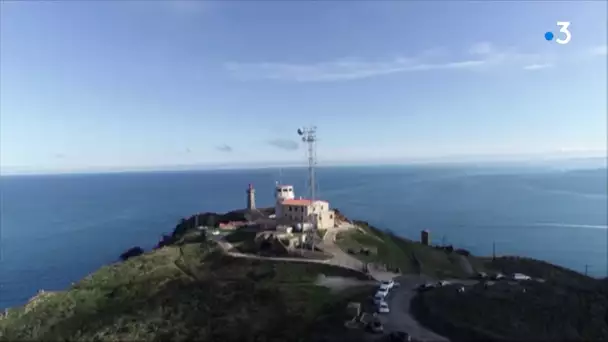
[{"x1": 1, "y1": 165, "x2": 607, "y2": 309}]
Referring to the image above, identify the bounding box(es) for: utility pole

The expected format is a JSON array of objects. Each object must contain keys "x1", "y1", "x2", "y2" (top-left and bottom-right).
[
  {"x1": 492, "y1": 241, "x2": 496, "y2": 261},
  {"x1": 585, "y1": 264, "x2": 589, "y2": 276}
]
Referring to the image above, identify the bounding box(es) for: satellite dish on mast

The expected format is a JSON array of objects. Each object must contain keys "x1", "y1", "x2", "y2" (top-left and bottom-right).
[{"x1": 297, "y1": 128, "x2": 304, "y2": 136}]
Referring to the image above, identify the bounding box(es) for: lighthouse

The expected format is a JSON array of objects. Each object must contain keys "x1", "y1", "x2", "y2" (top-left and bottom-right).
[{"x1": 246, "y1": 184, "x2": 256, "y2": 210}]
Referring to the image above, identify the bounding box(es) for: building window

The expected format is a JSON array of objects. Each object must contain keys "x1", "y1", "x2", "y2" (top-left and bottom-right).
[{"x1": 330, "y1": 214, "x2": 333, "y2": 219}]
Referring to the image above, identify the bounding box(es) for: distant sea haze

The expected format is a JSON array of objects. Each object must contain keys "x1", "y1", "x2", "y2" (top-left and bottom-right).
[{"x1": 0, "y1": 165, "x2": 606, "y2": 309}]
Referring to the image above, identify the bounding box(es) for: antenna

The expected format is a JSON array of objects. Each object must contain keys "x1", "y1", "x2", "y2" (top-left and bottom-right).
[
  {"x1": 298, "y1": 126, "x2": 317, "y2": 251},
  {"x1": 297, "y1": 126, "x2": 317, "y2": 206}
]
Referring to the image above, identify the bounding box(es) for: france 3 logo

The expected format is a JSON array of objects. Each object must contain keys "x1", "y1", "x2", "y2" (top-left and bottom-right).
[{"x1": 544, "y1": 22, "x2": 571, "y2": 45}]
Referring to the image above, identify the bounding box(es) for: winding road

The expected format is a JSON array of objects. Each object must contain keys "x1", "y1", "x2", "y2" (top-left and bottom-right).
[
  {"x1": 210, "y1": 228, "x2": 460, "y2": 341},
  {"x1": 211, "y1": 227, "x2": 398, "y2": 281}
]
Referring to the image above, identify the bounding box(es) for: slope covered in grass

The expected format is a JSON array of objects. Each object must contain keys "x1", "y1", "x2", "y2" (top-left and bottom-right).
[
  {"x1": 0, "y1": 241, "x2": 372, "y2": 342},
  {"x1": 339, "y1": 220, "x2": 481, "y2": 278}
]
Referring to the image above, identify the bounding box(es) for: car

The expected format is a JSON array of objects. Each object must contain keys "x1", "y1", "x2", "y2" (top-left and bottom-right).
[
  {"x1": 379, "y1": 283, "x2": 391, "y2": 292},
  {"x1": 387, "y1": 331, "x2": 412, "y2": 342},
  {"x1": 511, "y1": 273, "x2": 531, "y2": 281},
  {"x1": 436, "y1": 280, "x2": 451, "y2": 287},
  {"x1": 477, "y1": 272, "x2": 488, "y2": 279},
  {"x1": 367, "y1": 320, "x2": 384, "y2": 333},
  {"x1": 373, "y1": 293, "x2": 385, "y2": 305},
  {"x1": 380, "y1": 279, "x2": 395, "y2": 290},
  {"x1": 376, "y1": 287, "x2": 389, "y2": 297},
  {"x1": 377, "y1": 301, "x2": 390, "y2": 313},
  {"x1": 492, "y1": 273, "x2": 505, "y2": 280}
]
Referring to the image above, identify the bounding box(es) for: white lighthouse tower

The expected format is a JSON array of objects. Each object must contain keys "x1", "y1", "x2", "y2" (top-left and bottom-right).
[
  {"x1": 274, "y1": 183, "x2": 295, "y2": 217},
  {"x1": 246, "y1": 183, "x2": 256, "y2": 210}
]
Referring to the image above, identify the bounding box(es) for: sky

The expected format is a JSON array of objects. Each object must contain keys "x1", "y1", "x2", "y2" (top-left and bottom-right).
[{"x1": 0, "y1": 0, "x2": 606, "y2": 174}]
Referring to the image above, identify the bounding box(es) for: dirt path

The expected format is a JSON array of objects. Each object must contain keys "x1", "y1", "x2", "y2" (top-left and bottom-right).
[
  {"x1": 211, "y1": 231, "x2": 472, "y2": 341},
  {"x1": 212, "y1": 229, "x2": 399, "y2": 281}
]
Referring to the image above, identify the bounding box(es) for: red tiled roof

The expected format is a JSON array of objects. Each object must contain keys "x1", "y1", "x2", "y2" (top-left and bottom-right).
[{"x1": 282, "y1": 199, "x2": 327, "y2": 206}]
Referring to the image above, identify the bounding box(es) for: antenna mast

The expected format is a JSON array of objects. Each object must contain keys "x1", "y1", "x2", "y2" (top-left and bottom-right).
[
  {"x1": 298, "y1": 126, "x2": 317, "y2": 251},
  {"x1": 297, "y1": 126, "x2": 317, "y2": 209}
]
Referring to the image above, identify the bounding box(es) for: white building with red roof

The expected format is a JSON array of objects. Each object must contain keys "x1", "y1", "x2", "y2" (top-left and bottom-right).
[{"x1": 274, "y1": 184, "x2": 335, "y2": 229}]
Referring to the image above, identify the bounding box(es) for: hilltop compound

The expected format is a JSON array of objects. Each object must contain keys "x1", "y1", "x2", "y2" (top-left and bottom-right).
[
  {"x1": 275, "y1": 183, "x2": 335, "y2": 230},
  {"x1": 246, "y1": 183, "x2": 335, "y2": 230},
  {"x1": 275, "y1": 185, "x2": 335, "y2": 229}
]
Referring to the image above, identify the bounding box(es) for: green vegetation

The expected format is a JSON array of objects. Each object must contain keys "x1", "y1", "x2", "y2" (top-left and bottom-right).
[
  {"x1": 0, "y1": 240, "x2": 371, "y2": 342},
  {"x1": 224, "y1": 230, "x2": 257, "y2": 244},
  {"x1": 411, "y1": 266, "x2": 608, "y2": 341},
  {"x1": 170, "y1": 208, "x2": 274, "y2": 243},
  {"x1": 337, "y1": 220, "x2": 481, "y2": 278},
  {"x1": 336, "y1": 222, "x2": 415, "y2": 273},
  {"x1": 5, "y1": 206, "x2": 602, "y2": 342}
]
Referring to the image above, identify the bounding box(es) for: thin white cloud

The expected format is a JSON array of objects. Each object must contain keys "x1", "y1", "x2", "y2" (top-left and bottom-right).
[
  {"x1": 226, "y1": 57, "x2": 487, "y2": 82},
  {"x1": 589, "y1": 45, "x2": 607, "y2": 56},
  {"x1": 523, "y1": 63, "x2": 553, "y2": 71},
  {"x1": 226, "y1": 42, "x2": 601, "y2": 83}
]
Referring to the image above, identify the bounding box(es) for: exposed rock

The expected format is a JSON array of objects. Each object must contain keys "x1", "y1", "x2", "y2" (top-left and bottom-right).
[{"x1": 333, "y1": 208, "x2": 351, "y2": 223}]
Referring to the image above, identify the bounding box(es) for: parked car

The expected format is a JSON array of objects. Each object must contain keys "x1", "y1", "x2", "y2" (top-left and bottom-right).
[
  {"x1": 511, "y1": 273, "x2": 531, "y2": 281},
  {"x1": 477, "y1": 272, "x2": 488, "y2": 279},
  {"x1": 492, "y1": 273, "x2": 505, "y2": 280},
  {"x1": 436, "y1": 280, "x2": 451, "y2": 287},
  {"x1": 373, "y1": 293, "x2": 385, "y2": 305},
  {"x1": 376, "y1": 287, "x2": 389, "y2": 298},
  {"x1": 377, "y1": 301, "x2": 390, "y2": 313},
  {"x1": 380, "y1": 279, "x2": 395, "y2": 290}
]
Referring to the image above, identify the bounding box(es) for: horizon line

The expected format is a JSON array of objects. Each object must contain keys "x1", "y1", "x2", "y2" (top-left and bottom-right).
[{"x1": 2, "y1": 154, "x2": 606, "y2": 177}]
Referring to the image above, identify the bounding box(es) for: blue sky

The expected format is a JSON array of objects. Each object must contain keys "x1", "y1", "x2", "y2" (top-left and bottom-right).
[{"x1": 0, "y1": 1, "x2": 606, "y2": 174}]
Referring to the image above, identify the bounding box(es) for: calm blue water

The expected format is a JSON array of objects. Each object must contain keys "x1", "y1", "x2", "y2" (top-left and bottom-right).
[{"x1": 1, "y1": 166, "x2": 607, "y2": 309}]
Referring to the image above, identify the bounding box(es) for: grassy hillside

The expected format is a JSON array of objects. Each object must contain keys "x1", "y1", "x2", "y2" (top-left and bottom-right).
[
  {"x1": 337, "y1": 220, "x2": 484, "y2": 278},
  {"x1": 411, "y1": 257, "x2": 608, "y2": 342},
  {"x1": 0, "y1": 241, "x2": 373, "y2": 342}
]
